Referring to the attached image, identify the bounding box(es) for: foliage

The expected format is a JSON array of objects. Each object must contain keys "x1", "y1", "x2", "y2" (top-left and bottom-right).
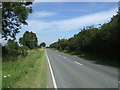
[
  {"x1": 6, "y1": 39, "x2": 19, "y2": 50},
  {"x1": 18, "y1": 46, "x2": 29, "y2": 57},
  {"x1": 19, "y1": 31, "x2": 38, "y2": 49},
  {"x1": 2, "y1": 2, "x2": 32, "y2": 39},
  {"x1": 2, "y1": 39, "x2": 28, "y2": 60},
  {"x1": 2, "y1": 1, "x2": 33, "y2": 62},
  {"x1": 50, "y1": 13, "x2": 120, "y2": 61},
  {"x1": 39, "y1": 42, "x2": 46, "y2": 48},
  {"x1": 2, "y1": 39, "x2": 19, "y2": 57}
]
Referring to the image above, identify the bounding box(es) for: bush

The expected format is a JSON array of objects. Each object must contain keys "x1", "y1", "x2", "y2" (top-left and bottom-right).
[
  {"x1": 50, "y1": 13, "x2": 120, "y2": 61},
  {"x1": 18, "y1": 46, "x2": 29, "y2": 57},
  {"x1": 2, "y1": 45, "x2": 28, "y2": 62}
]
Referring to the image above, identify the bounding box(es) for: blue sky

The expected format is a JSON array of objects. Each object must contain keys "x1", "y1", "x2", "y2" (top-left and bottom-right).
[{"x1": 15, "y1": 2, "x2": 118, "y2": 46}]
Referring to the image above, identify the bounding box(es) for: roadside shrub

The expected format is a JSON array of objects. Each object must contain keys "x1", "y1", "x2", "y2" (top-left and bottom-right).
[
  {"x1": 18, "y1": 46, "x2": 29, "y2": 57},
  {"x1": 2, "y1": 45, "x2": 29, "y2": 62}
]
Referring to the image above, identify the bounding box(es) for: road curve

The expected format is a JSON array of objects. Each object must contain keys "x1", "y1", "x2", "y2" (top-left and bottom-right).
[{"x1": 46, "y1": 49, "x2": 118, "y2": 88}]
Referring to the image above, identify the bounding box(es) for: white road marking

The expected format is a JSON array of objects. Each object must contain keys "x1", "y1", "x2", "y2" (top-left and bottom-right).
[
  {"x1": 46, "y1": 49, "x2": 58, "y2": 89},
  {"x1": 58, "y1": 55, "x2": 61, "y2": 56},
  {"x1": 74, "y1": 61, "x2": 83, "y2": 65}
]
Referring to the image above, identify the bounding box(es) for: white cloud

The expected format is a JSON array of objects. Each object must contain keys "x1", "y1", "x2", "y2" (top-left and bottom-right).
[
  {"x1": 0, "y1": 38, "x2": 7, "y2": 46},
  {"x1": 31, "y1": 11, "x2": 57, "y2": 18},
  {"x1": 26, "y1": 8, "x2": 117, "y2": 33}
]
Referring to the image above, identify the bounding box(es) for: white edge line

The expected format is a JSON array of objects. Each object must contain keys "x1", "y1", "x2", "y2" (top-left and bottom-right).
[
  {"x1": 45, "y1": 49, "x2": 58, "y2": 89},
  {"x1": 74, "y1": 61, "x2": 83, "y2": 65}
]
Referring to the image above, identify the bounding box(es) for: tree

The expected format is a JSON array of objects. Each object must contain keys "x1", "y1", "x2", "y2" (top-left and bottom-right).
[
  {"x1": 2, "y1": 2, "x2": 32, "y2": 39},
  {"x1": 49, "y1": 13, "x2": 120, "y2": 60},
  {"x1": 19, "y1": 31, "x2": 38, "y2": 49},
  {"x1": 6, "y1": 39, "x2": 19, "y2": 50},
  {"x1": 2, "y1": 39, "x2": 20, "y2": 57},
  {"x1": 40, "y1": 42, "x2": 46, "y2": 48}
]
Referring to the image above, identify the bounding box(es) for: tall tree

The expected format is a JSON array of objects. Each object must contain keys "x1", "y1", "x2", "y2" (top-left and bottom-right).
[
  {"x1": 2, "y1": 2, "x2": 32, "y2": 39},
  {"x1": 19, "y1": 31, "x2": 38, "y2": 49},
  {"x1": 40, "y1": 42, "x2": 46, "y2": 48}
]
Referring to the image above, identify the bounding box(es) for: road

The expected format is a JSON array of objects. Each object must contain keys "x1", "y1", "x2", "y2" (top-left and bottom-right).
[{"x1": 46, "y1": 49, "x2": 118, "y2": 88}]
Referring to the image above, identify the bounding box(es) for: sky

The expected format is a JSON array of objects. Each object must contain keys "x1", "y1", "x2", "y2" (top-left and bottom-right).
[{"x1": 2, "y1": 2, "x2": 118, "y2": 46}]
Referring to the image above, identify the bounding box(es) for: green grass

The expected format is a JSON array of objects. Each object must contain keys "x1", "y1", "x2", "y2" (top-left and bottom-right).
[{"x1": 2, "y1": 49, "x2": 46, "y2": 88}]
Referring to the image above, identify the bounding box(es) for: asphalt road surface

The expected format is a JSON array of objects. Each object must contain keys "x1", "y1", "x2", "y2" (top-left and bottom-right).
[{"x1": 46, "y1": 49, "x2": 118, "y2": 88}]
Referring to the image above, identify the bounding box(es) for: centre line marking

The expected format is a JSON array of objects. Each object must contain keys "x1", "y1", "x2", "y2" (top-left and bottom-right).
[{"x1": 74, "y1": 61, "x2": 83, "y2": 65}]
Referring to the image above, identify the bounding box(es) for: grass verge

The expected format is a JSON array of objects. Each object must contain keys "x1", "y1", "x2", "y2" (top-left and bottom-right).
[{"x1": 2, "y1": 49, "x2": 46, "y2": 88}]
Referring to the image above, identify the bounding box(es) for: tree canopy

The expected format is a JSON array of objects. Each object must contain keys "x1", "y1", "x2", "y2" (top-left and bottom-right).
[
  {"x1": 2, "y1": 2, "x2": 32, "y2": 39},
  {"x1": 40, "y1": 42, "x2": 46, "y2": 48},
  {"x1": 50, "y1": 13, "x2": 120, "y2": 60},
  {"x1": 19, "y1": 31, "x2": 38, "y2": 49}
]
